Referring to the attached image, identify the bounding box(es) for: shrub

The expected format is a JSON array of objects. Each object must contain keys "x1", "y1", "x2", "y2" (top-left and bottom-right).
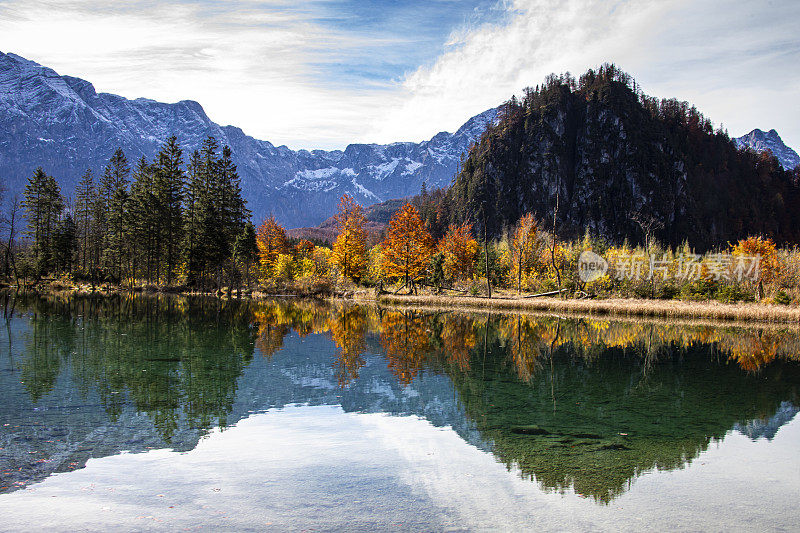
[
  {"x1": 715, "y1": 284, "x2": 754, "y2": 304},
  {"x1": 657, "y1": 283, "x2": 681, "y2": 300},
  {"x1": 774, "y1": 290, "x2": 791, "y2": 305}
]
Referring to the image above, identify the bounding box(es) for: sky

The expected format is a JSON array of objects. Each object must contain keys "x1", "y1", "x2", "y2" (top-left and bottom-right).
[{"x1": 0, "y1": 0, "x2": 798, "y2": 151}]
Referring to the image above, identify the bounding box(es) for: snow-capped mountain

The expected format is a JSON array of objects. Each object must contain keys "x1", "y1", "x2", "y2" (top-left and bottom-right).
[
  {"x1": 0, "y1": 51, "x2": 497, "y2": 227},
  {"x1": 735, "y1": 128, "x2": 800, "y2": 170}
]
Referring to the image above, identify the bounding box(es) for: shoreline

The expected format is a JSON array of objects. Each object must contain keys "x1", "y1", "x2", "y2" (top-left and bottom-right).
[
  {"x1": 371, "y1": 294, "x2": 800, "y2": 325},
  {"x1": 4, "y1": 283, "x2": 800, "y2": 325}
]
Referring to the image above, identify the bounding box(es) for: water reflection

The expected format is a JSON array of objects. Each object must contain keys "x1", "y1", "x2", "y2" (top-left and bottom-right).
[{"x1": 1, "y1": 292, "x2": 799, "y2": 503}]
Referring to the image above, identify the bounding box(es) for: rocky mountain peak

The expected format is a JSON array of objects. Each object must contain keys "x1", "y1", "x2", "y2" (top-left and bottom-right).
[
  {"x1": 735, "y1": 128, "x2": 800, "y2": 170},
  {"x1": 0, "y1": 51, "x2": 494, "y2": 227}
]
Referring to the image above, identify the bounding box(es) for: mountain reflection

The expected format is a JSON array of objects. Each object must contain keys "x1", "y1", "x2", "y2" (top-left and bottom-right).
[{"x1": 1, "y1": 292, "x2": 799, "y2": 502}]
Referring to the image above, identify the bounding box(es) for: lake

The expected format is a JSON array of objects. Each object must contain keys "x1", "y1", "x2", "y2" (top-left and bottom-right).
[{"x1": 0, "y1": 293, "x2": 798, "y2": 531}]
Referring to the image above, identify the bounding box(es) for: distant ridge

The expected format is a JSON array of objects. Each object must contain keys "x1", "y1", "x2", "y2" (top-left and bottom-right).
[{"x1": 0, "y1": 51, "x2": 496, "y2": 227}]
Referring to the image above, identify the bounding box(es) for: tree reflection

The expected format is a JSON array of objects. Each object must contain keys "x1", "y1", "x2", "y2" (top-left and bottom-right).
[
  {"x1": 379, "y1": 310, "x2": 433, "y2": 385},
  {"x1": 329, "y1": 306, "x2": 367, "y2": 387},
  {"x1": 12, "y1": 293, "x2": 257, "y2": 442},
  {"x1": 5, "y1": 293, "x2": 800, "y2": 503},
  {"x1": 439, "y1": 314, "x2": 478, "y2": 372}
]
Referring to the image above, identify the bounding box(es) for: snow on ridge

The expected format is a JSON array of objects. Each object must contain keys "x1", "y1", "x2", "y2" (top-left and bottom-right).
[
  {"x1": 368, "y1": 158, "x2": 400, "y2": 180},
  {"x1": 402, "y1": 161, "x2": 423, "y2": 176},
  {"x1": 0, "y1": 51, "x2": 499, "y2": 226},
  {"x1": 296, "y1": 167, "x2": 342, "y2": 181},
  {"x1": 735, "y1": 128, "x2": 800, "y2": 170},
  {"x1": 351, "y1": 178, "x2": 379, "y2": 200}
]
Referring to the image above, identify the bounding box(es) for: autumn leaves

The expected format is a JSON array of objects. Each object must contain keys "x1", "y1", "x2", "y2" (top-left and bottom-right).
[{"x1": 254, "y1": 194, "x2": 486, "y2": 289}]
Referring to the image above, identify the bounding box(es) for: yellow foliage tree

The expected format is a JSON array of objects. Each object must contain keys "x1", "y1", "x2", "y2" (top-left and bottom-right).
[
  {"x1": 368, "y1": 244, "x2": 386, "y2": 283},
  {"x1": 256, "y1": 215, "x2": 286, "y2": 279},
  {"x1": 331, "y1": 195, "x2": 368, "y2": 282},
  {"x1": 438, "y1": 222, "x2": 479, "y2": 283},
  {"x1": 510, "y1": 213, "x2": 541, "y2": 293},
  {"x1": 274, "y1": 253, "x2": 295, "y2": 281},
  {"x1": 381, "y1": 202, "x2": 434, "y2": 287},
  {"x1": 312, "y1": 246, "x2": 332, "y2": 278}
]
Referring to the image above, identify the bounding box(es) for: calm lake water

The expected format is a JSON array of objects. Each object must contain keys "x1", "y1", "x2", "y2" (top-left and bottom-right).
[{"x1": 0, "y1": 293, "x2": 798, "y2": 532}]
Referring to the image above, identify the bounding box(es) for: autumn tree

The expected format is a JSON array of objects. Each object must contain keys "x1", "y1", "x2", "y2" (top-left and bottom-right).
[
  {"x1": 331, "y1": 194, "x2": 368, "y2": 282},
  {"x1": 731, "y1": 236, "x2": 780, "y2": 299},
  {"x1": 510, "y1": 213, "x2": 541, "y2": 293},
  {"x1": 438, "y1": 222, "x2": 478, "y2": 283},
  {"x1": 381, "y1": 202, "x2": 434, "y2": 288},
  {"x1": 256, "y1": 215, "x2": 286, "y2": 278},
  {"x1": 294, "y1": 239, "x2": 315, "y2": 259}
]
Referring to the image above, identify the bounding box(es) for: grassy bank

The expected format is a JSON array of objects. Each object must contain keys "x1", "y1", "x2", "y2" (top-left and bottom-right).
[
  {"x1": 373, "y1": 293, "x2": 800, "y2": 324},
  {"x1": 6, "y1": 278, "x2": 800, "y2": 325}
]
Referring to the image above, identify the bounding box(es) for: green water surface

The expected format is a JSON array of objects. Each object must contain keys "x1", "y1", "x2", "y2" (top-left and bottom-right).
[{"x1": 0, "y1": 293, "x2": 798, "y2": 531}]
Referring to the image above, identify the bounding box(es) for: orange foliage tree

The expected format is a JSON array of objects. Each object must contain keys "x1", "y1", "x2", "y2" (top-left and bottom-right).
[
  {"x1": 256, "y1": 215, "x2": 286, "y2": 278},
  {"x1": 294, "y1": 239, "x2": 315, "y2": 259},
  {"x1": 731, "y1": 236, "x2": 779, "y2": 284},
  {"x1": 381, "y1": 202, "x2": 434, "y2": 287},
  {"x1": 510, "y1": 213, "x2": 541, "y2": 293},
  {"x1": 331, "y1": 195, "x2": 368, "y2": 281},
  {"x1": 438, "y1": 222, "x2": 479, "y2": 283}
]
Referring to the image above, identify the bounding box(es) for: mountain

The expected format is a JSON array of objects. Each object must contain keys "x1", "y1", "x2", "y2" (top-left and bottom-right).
[
  {"x1": 0, "y1": 51, "x2": 496, "y2": 227},
  {"x1": 441, "y1": 65, "x2": 800, "y2": 249},
  {"x1": 286, "y1": 197, "x2": 405, "y2": 243},
  {"x1": 734, "y1": 128, "x2": 800, "y2": 170}
]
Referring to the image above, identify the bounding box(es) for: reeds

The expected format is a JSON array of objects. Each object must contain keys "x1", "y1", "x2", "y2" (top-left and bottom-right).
[{"x1": 376, "y1": 294, "x2": 800, "y2": 324}]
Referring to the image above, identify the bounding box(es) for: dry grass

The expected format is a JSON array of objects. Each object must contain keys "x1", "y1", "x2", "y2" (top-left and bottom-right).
[{"x1": 375, "y1": 294, "x2": 800, "y2": 324}]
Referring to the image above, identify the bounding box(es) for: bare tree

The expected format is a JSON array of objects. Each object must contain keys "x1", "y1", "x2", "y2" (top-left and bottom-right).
[
  {"x1": 1, "y1": 195, "x2": 23, "y2": 288},
  {"x1": 631, "y1": 209, "x2": 664, "y2": 253}
]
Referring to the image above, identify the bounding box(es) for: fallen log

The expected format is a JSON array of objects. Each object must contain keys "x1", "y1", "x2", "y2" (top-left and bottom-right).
[{"x1": 523, "y1": 288, "x2": 569, "y2": 299}]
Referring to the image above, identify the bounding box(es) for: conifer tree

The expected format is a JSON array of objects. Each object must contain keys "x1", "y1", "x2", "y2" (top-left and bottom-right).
[
  {"x1": 74, "y1": 169, "x2": 96, "y2": 273},
  {"x1": 127, "y1": 157, "x2": 157, "y2": 283},
  {"x1": 52, "y1": 213, "x2": 77, "y2": 273},
  {"x1": 101, "y1": 148, "x2": 130, "y2": 281},
  {"x1": 233, "y1": 221, "x2": 258, "y2": 293},
  {"x1": 153, "y1": 136, "x2": 185, "y2": 284},
  {"x1": 22, "y1": 167, "x2": 64, "y2": 276},
  {"x1": 183, "y1": 149, "x2": 204, "y2": 285}
]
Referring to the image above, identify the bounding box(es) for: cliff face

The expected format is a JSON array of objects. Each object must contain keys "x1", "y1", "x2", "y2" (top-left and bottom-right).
[
  {"x1": 0, "y1": 51, "x2": 496, "y2": 227},
  {"x1": 447, "y1": 66, "x2": 800, "y2": 248}
]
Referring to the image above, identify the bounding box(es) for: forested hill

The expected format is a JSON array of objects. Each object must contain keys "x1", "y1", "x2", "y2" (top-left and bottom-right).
[{"x1": 441, "y1": 65, "x2": 800, "y2": 249}]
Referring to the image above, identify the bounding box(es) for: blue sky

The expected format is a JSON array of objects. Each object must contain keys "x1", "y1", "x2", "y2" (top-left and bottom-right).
[{"x1": 0, "y1": 0, "x2": 798, "y2": 152}]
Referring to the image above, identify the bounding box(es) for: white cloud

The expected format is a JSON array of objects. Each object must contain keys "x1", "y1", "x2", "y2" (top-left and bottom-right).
[
  {"x1": 0, "y1": 0, "x2": 405, "y2": 150},
  {"x1": 0, "y1": 0, "x2": 798, "y2": 151},
  {"x1": 370, "y1": 0, "x2": 800, "y2": 151}
]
